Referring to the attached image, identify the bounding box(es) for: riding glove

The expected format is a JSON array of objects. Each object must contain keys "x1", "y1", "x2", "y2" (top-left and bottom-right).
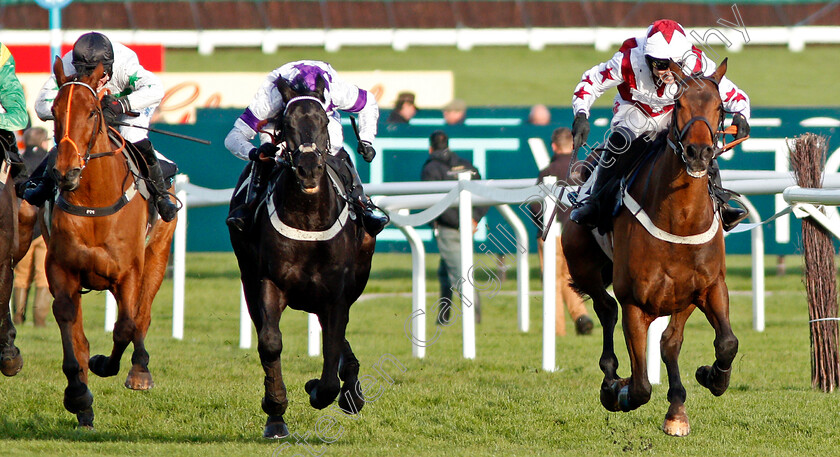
[
  {"x1": 249, "y1": 143, "x2": 279, "y2": 161},
  {"x1": 357, "y1": 141, "x2": 376, "y2": 163},
  {"x1": 731, "y1": 113, "x2": 750, "y2": 140},
  {"x1": 572, "y1": 112, "x2": 590, "y2": 150},
  {"x1": 101, "y1": 95, "x2": 130, "y2": 126}
]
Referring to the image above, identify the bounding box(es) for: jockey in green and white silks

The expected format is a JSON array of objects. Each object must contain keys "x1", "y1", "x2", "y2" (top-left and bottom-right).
[
  {"x1": 224, "y1": 60, "x2": 387, "y2": 236},
  {"x1": 569, "y1": 19, "x2": 751, "y2": 231},
  {"x1": 0, "y1": 43, "x2": 29, "y2": 133},
  {"x1": 26, "y1": 32, "x2": 178, "y2": 222}
]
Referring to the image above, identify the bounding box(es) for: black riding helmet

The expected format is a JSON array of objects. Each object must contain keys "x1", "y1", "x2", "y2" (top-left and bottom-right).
[{"x1": 72, "y1": 32, "x2": 114, "y2": 77}]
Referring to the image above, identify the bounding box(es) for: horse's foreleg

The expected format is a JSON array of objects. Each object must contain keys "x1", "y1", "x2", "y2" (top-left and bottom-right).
[
  {"x1": 604, "y1": 304, "x2": 652, "y2": 413},
  {"x1": 252, "y1": 279, "x2": 289, "y2": 439},
  {"x1": 696, "y1": 281, "x2": 738, "y2": 396},
  {"x1": 0, "y1": 257, "x2": 22, "y2": 377},
  {"x1": 337, "y1": 339, "x2": 364, "y2": 414},
  {"x1": 306, "y1": 308, "x2": 347, "y2": 410},
  {"x1": 661, "y1": 306, "x2": 695, "y2": 437},
  {"x1": 90, "y1": 275, "x2": 142, "y2": 385},
  {"x1": 52, "y1": 273, "x2": 94, "y2": 428}
]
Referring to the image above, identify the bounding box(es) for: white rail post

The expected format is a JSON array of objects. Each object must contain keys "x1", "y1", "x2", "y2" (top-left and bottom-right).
[
  {"x1": 397, "y1": 210, "x2": 427, "y2": 358},
  {"x1": 172, "y1": 174, "x2": 188, "y2": 340},
  {"x1": 459, "y1": 172, "x2": 476, "y2": 359},
  {"x1": 104, "y1": 292, "x2": 116, "y2": 332},
  {"x1": 541, "y1": 176, "x2": 557, "y2": 372},
  {"x1": 308, "y1": 314, "x2": 321, "y2": 357},
  {"x1": 647, "y1": 316, "x2": 669, "y2": 385}
]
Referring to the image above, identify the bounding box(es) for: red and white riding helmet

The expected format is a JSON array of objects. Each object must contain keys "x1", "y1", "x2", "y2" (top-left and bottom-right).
[{"x1": 643, "y1": 19, "x2": 692, "y2": 62}]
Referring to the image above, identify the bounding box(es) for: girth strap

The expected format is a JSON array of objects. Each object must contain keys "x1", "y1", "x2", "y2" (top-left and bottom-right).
[{"x1": 56, "y1": 186, "x2": 138, "y2": 217}]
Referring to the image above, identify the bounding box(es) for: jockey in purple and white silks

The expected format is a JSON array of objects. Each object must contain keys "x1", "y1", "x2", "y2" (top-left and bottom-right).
[
  {"x1": 224, "y1": 60, "x2": 388, "y2": 236},
  {"x1": 25, "y1": 31, "x2": 178, "y2": 222},
  {"x1": 569, "y1": 19, "x2": 751, "y2": 231}
]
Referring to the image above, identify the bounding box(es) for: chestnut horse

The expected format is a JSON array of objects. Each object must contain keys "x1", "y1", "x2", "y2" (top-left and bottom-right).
[
  {"x1": 0, "y1": 158, "x2": 26, "y2": 376},
  {"x1": 562, "y1": 61, "x2": 738, "y2": 436},
  {"x1": 47, "y1": 58, "x2": 176, "y2": 428},
  {"x1": 229, "y1": 75, "x2": 376, "y2": 438}
]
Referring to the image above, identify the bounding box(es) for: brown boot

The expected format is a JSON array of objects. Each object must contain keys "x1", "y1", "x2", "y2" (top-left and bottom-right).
[
  {"x1": 32, "y1": 287, "x2": 51, "y2": 328},
  {"x1": 12, "y1": 287, "x2": 28, "y2": 325}
]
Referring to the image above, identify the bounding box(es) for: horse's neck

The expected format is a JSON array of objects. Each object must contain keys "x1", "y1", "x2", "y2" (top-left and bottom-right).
[
  {"x1": 638, "y1": 148, "x2": 714, "y2": 230},
  {"x1": 277, "y1": 172, "x2": 339, "y2": 230},
  {"x1": 64, "y1": 143, "x2": 131, "y2": 206}
]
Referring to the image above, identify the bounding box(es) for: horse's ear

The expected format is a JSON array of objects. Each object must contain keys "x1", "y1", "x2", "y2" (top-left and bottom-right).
[
  {"x1": 275, "y1": 76, "x2": 296, "y2": 103},
  {"x1": 90, "y1": 62, "x2": 105, "y2": 85},
  {"x1": 53, "y1": 56, "x2": 67, "y2": 86},
  {"x1": 313, "y1": 74, "x2": 326, "y2": 101},
  {"x1": 667, "y1": 60, "x2": 685, "y2": 84},
  {"x1": 712, "y1": 58, "x2": 728, "y2": 84}
]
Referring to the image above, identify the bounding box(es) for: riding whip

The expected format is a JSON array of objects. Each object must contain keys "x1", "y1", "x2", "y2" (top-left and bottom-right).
[{"x1": 113, "y1": 120, "x2": 212, "y2": 145}]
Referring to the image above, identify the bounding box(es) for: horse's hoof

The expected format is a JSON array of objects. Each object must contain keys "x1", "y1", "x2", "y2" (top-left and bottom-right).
[
  {"x1": 662, "y1": 409, "x2": 690, "y2": 437},
  {"x1": 89, "y1": 355, "x2": 119, "y2": 378},
  {"x1": 76, "y1": 408, "x2": 95, "y2": 430},
  {"x1": 0, "y1": 351, "x2": 23, "y2": 377},
  {"x1": 338, "y1": 388, "x2": 365, "y2": 414},
  {"x1": 304, "y1": 379, "x2": 318, "y2": 395},
  {"x1": 696, "y1": 364, "x2": 729, "y2": 396},
  {"x1": 263, "y1": 416, "x2": 289, "y2": 439},
  {"x1": 125, "y1": 368, "x2": 154, "y2": 391},
  {"x1": 599, "y1": 378, "x2": 626, "y2": 412},
  {"x1": 64, "y1": 386, "x2": 94, "y2": 414}
]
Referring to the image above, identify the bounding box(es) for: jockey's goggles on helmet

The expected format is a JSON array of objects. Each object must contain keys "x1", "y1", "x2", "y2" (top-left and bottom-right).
[{"x1": 645, "y1": 56, "x2": 671, "y2": 71}]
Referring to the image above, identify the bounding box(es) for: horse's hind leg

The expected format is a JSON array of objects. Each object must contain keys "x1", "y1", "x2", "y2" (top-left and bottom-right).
[
  {"x1": 696, "y1": 281, "x2": 738, "y2": 396},
  {"x1": 661, "y1": 306, "x2": 695, "y2": 437},
  {"x1": 52, "y1": 270, "x2": 94, "y2": 428},
  {"x1": 337, "y1": 339, "x2": 364, "y2": 414},
  {"x1": 0, "y1": 256, "x2": 22, "y2": 376},
  {"x1": 305, "y1": 308, "x2": 347, "y2": 410},
  {"x1": 250, "y1": 279, "x2": 289, "y2": 439}
]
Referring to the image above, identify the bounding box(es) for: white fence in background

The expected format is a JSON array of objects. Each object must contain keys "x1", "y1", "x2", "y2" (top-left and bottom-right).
[{"x1": 2, "y1": 26, "x2": 838, "y2": 54}]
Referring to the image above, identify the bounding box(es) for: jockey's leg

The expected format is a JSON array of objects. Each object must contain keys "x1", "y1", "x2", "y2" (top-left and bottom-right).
[
  {"x1": 21, "y1": 148, "x2": 57, "y2": 206},
  {"x1": 570, "y1": 127, "x2": 635, "y2": 228},
  {"x1": 226, "y1": 161, "x2": 272, "y2": 233},
  {"x1": 709, "y1": 159, "x2": 748, "y2": 231},
  {"x1": 335, "y1": 149, "x2": 388, "y2": 237},
  {"x1": 134, "y1": 139, "x2": 178, "y2": 223}
]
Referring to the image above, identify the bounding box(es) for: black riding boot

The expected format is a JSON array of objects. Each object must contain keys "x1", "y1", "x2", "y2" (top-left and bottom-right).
[
  {"x1": 135, "y1": 139, "x2": 178, "y2": 223},
  {"x1": 570, "y1": 130, "x2": 633, "y2": 228},
  {"x1": 342, "y1": 157, "x2": 389, "y2": 237},
  {"x1": 226, "y1": 161, "x2": 270, "y2": 233},
  {"x1": 709, "y1": 159, "x2": 748, "y2": 231},
  {"x1": 21, "y1": 150, "x2": 56, "y2": 206}
]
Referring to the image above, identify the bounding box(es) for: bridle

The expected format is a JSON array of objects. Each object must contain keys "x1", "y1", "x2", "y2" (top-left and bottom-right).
[
  {"x1": 665, "y1": 75, "x2": 724, "y2": 167},
  {"x1": 263, "y1": 95, "x2": 330, "y2": 174},
  {"x1": 57, "y1": 81, "x2": 123, "y2": 170}
]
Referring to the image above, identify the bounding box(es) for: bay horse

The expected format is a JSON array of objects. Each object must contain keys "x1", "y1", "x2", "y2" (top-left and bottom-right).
[
  {"x1": 0, "y1": 156, "x2": 25, "y2": 377},
  {"x1": 47, "y1": 58, "x2": 177, "y2": 428},
  {"x1": 562, "y1": 60, "x2": 738, "y2": 436},
  {"x1": 229, "y1": 75, "x2": 376, "y2": 438}
]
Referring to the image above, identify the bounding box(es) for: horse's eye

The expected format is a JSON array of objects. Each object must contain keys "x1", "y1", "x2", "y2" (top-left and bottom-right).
[{"x1": 89, "y1": 110, "x2": 97, "y2": 119}]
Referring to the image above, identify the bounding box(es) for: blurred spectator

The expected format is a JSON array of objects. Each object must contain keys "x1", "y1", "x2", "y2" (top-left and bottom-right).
[
  {"x1": 13, "y1": 126, "x2": 51, "y2": 327},
  {"x1": 530, "y1": 127, "x2": 593, "y2": 336},
  {"x1": 387, "y1": 91, "x2": 417, "y2": 124},
  {"x1": 529, "y1": 104, "x2": 551, "y2": 126},
  {"x1": 421, "y1": 130, "x2": 488, "y2": 324},
  {"x1": 443, "y1": 99, "x2": 467, "y2": 125}
]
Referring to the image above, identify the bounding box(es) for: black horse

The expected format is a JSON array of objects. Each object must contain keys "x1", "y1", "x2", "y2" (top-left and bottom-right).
[{"x1": 229, "y1": 74, "x2": 376, "y2": 438}]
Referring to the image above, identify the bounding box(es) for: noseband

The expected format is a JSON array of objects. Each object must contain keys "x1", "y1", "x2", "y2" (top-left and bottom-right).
[
  {"x1": 280, "y1": 96, "x2": 330, "y2": 173},
  {"x1": 666, "y1": 76, "x2": 724, "y2": 168},
  {"x1": 57, "y1": 81, "x2": 119, "y2": 170}
]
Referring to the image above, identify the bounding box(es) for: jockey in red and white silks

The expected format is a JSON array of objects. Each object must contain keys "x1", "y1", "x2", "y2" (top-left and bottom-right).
[
  {"x1": 569, "y1": 19, "x2": 751, "y2": 231},
  {"x1": 572, "y1": 19, "x2": 750, "y2": 140},
  {"x1": 225, "y1": 60, "x2": 379, "y2": 160}
]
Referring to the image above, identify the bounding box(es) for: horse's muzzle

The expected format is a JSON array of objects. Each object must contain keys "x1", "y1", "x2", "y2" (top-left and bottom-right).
[{"x1": 56, "y1": 167, "x2": 82, "y2": 191}]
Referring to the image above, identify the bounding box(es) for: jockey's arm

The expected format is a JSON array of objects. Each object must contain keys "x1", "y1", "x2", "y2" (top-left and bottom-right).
[
  {"x1": 225, "y1": 70, "x2": 284, "y2": 161},
  {"x1": 330, "y1": 77, "x2": 379, "y2": 144},
  {"x1": 33, "y1": 54, "x2": 74, "y2": 121},
  {"x1": 114, "y1": 54, "x2": 163, "y2": 112},
  {"x1": 0, "y1": 46, "x2": 29, "y2": 131},
  {"x1": 571, "y1": 51, "x2": 625, "y2": 118},
  {"x1": 718, "y1": 76, "x2": 751, "y2": 120}
]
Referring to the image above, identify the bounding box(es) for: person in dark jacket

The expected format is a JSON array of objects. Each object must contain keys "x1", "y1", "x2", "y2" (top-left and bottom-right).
[
  {"x1": 386, "y1": 92, "x2": 417, "y2": 124},
  {"x1": 529, "y1": 127, "x2": 593, "y2": 336},
  {"x1": 421, "y1": 130, "x2": 488, "y2": 325}
]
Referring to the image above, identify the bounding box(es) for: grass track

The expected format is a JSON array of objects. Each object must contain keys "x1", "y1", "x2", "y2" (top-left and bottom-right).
[
  {"x1": 1, "y1": 253, "x2": 837, "y2": 456},
  {"x1": 167, "y1": 45, "x2": 840, "y2": 107}
]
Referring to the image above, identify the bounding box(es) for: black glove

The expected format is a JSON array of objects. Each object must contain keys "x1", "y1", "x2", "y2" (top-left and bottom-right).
[
  {"x1": 101, "y1": 95, "x2": 131, "y2": 126},
  {"x1": 731, "y1": 113, "x2": 750, "y2": 140},
  {"x1": 357, "y1": 140, "x2": 376, "y2": 163},
  {"x1": 248, "y1": 143, "x2": 279, "y2": 161},
  {"x1": 572, "y1": 112, "x2": 590, "y2": 150}
]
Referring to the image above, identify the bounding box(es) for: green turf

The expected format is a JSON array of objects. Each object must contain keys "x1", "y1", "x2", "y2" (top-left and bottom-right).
[
  {"x1": 1, "y1": 252, "x2": 837, "y2": 456},
  {"x1": 166, "y1": 45, "x2": 840, "y2": 107}
]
